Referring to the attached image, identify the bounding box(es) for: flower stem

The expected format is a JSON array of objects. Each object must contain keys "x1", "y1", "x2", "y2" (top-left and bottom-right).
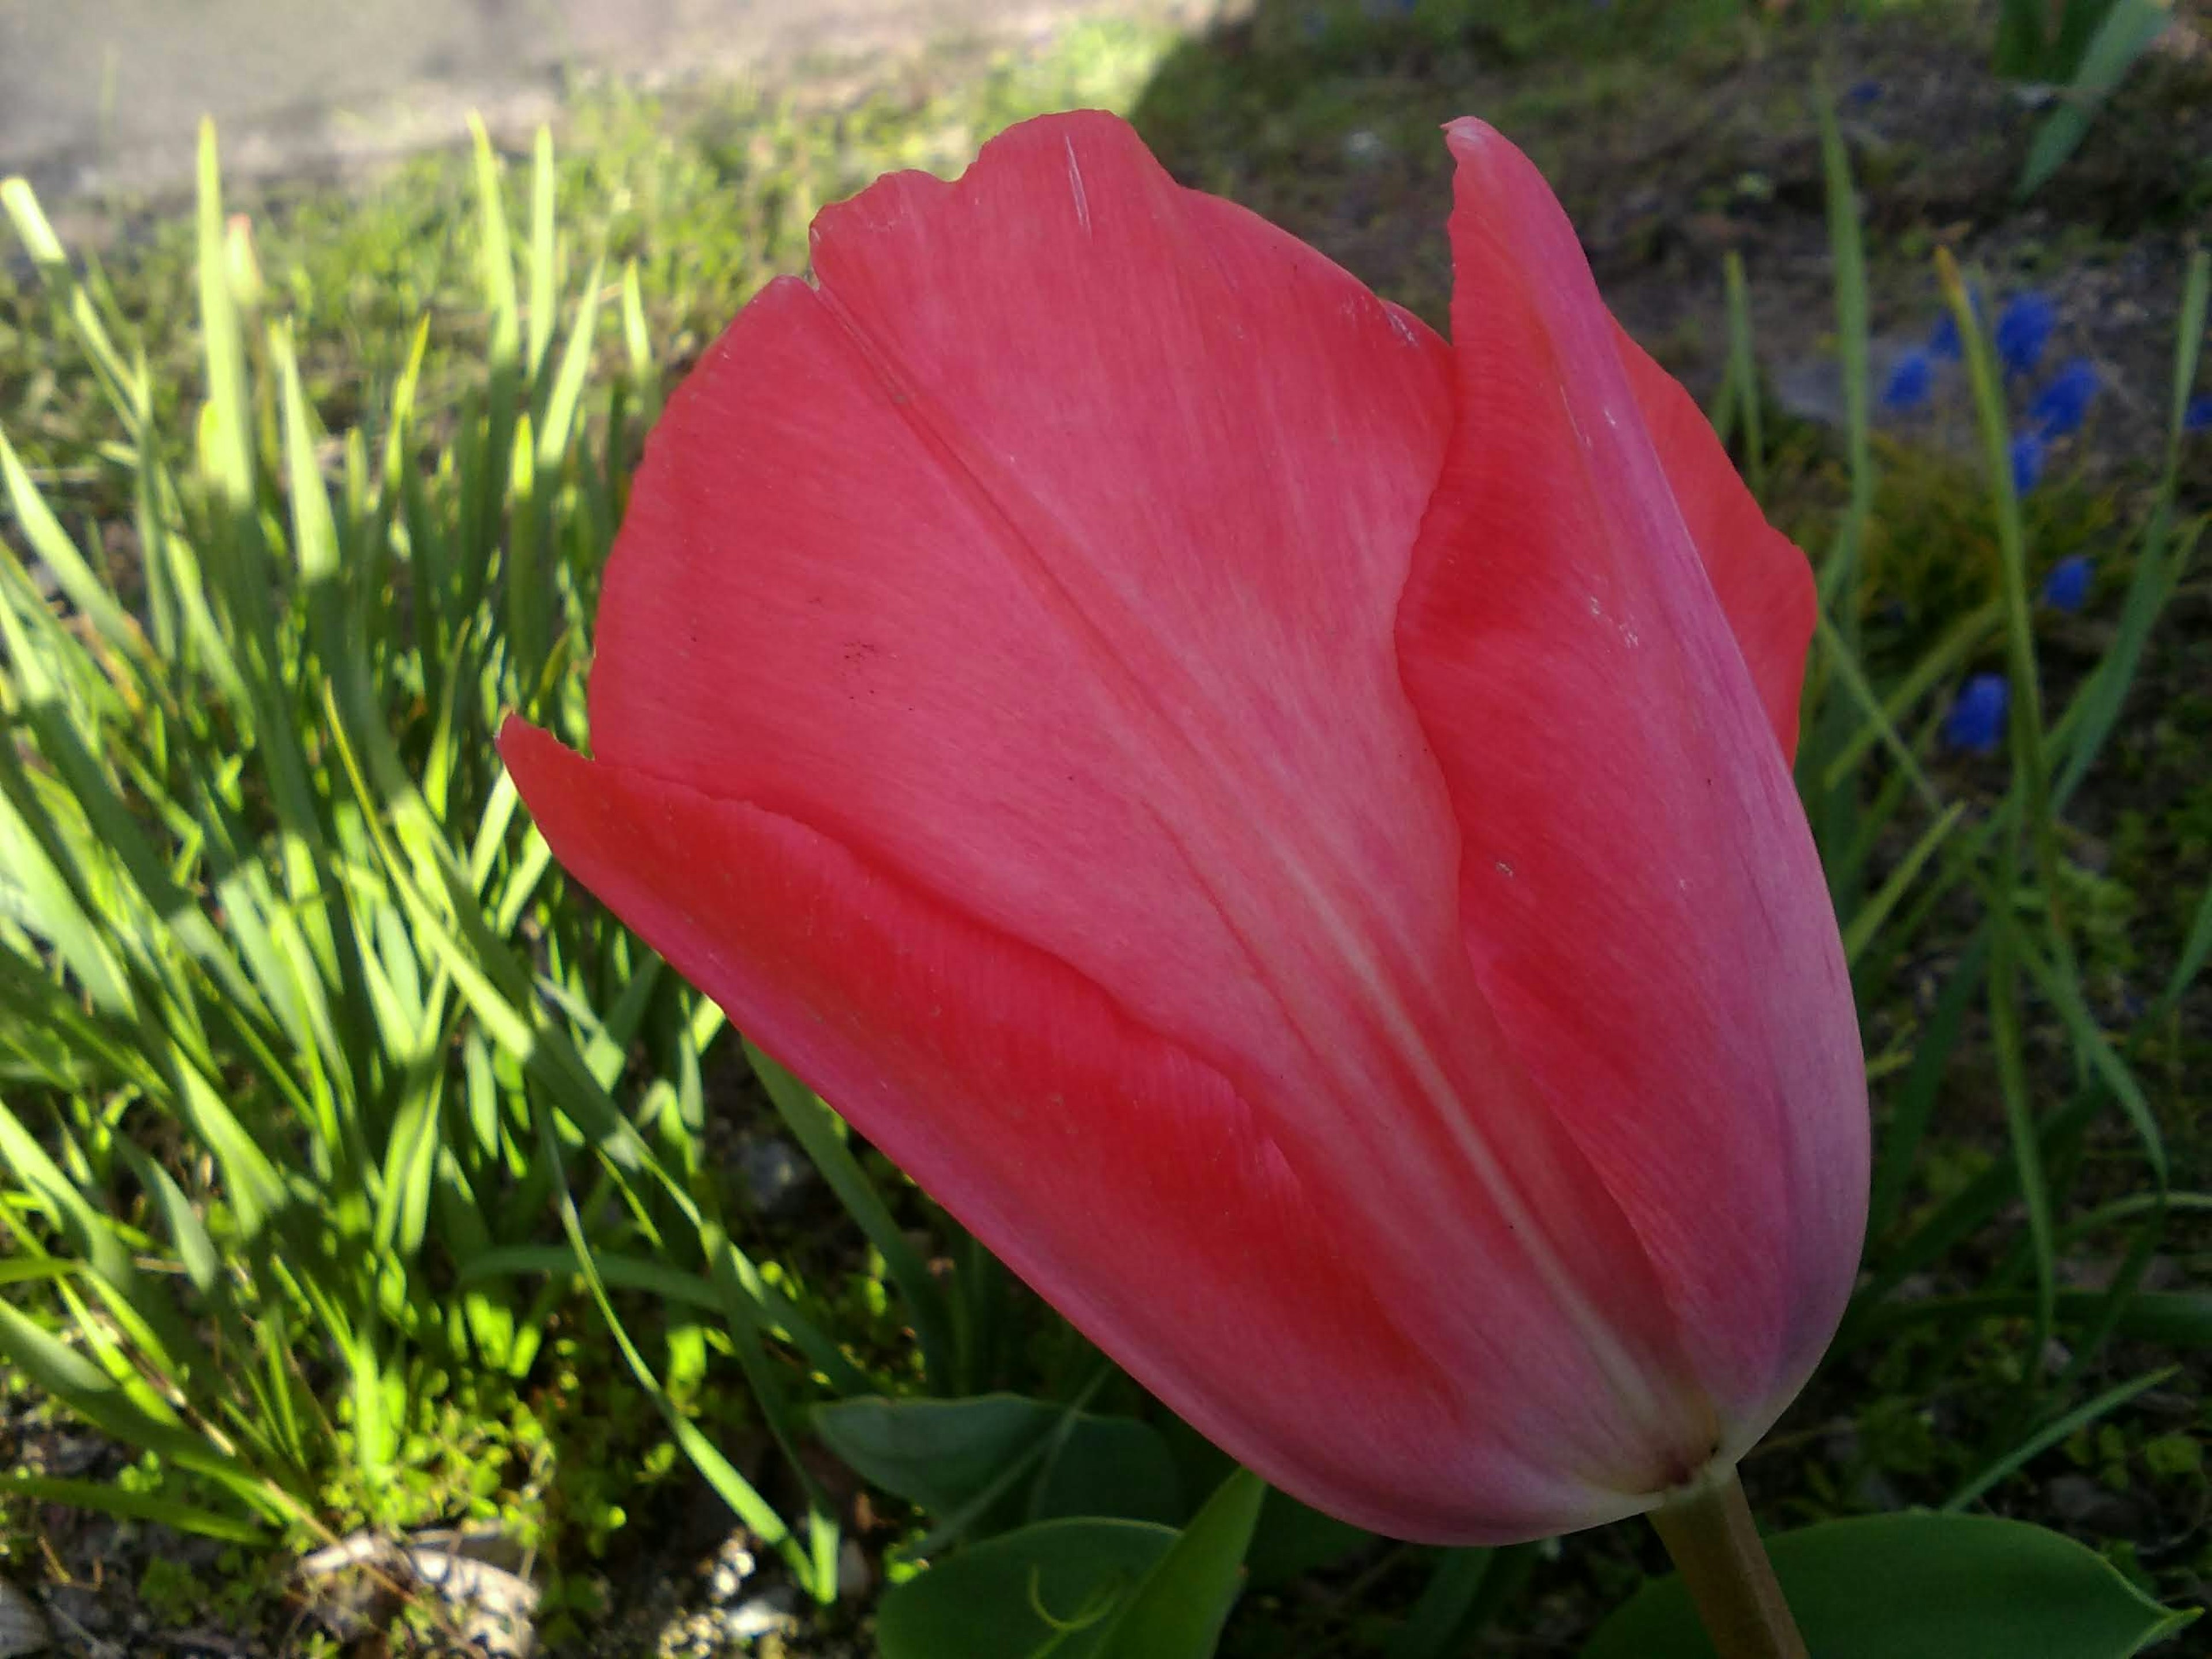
[{"x1": 1646, "y1": 1467, "x2": 1807, "y2": 1659}]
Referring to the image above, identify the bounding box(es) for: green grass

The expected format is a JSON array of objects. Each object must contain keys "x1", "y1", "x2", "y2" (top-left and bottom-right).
[{"x1": 2, "y1": 7, "x2": 2210, "y2": 1654}]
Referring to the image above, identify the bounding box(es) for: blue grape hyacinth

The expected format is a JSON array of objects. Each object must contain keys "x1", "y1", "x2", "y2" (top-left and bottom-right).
[
  {"x1": 2010, "y1": 431, "x2": 2046, "y2": 495},
  {"x1": 2027, "y1": 358, "x2": 2099, "y2": 439},
  {"x1": 1883, "y1": 348, "x2": 1936, "y2": 412},
  {"x1": 1994, "y1": 292, "x2": 2055, "y2": 378},
  {"x1": 2040, "y1": 554, "x2": 2092, "y2": 614},
  {"x1": 1945, "y1": 673, "x2": 2010, "y2": 755},
  {"x1": 1927, "y1": 310, "x2": 1964, "y2": 364}
]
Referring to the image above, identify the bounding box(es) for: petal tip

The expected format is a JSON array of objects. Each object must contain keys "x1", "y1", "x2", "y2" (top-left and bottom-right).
[
  {"x1": 1441, "y1": 115, "x2": 1502, "y2": 150},
  {"x1": 495, "y1": 716, "x2": 579, "y2": 791},
  {"x1": 494, "y1": 713, "x2": 541, "y2": 763}
]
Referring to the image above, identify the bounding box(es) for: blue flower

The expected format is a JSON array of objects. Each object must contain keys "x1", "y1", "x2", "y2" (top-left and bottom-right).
[
  {"x1": 2186, "y1": 393, "x2": 2212, "y2": 433},
  {"x1": 1844, "y1": 79, "x2": 1884, "y2": 106},
  {"x1": 1927, "y1": 290, "x2": 1984, "y2": 363},
  {"x1": 1883, "y1": 348, "x2": 1935, "y2": 412},
  {"x1": 1994, "y1": 291, "x2": 2055, "y2": 378},
  {"x1": 2027, "y1": 358, "x2": 2098, "y2": 439},
  {"x1": 1945, "y1": 673, "x2": 2010, "y2": 755},
  {"x1": 2010, "y1": 431, "x2": 2046, "y2": 495},
  {"x1": 2040, "y1": 554, "x2": 2092, "y2": 614}
]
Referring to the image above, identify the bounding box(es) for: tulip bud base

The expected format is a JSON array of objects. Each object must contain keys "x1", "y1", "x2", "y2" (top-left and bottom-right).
[{"x1": 1647, "y1": 1468, "x2": 1808, "y2": 1659}]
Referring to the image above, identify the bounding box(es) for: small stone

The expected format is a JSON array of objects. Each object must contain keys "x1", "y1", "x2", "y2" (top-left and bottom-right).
[
  {"x1": 725, "y1": 1585, "x2": 798, "y2": 1641},
  {"x1": 1341, "y1": 130, "x2": 1387, "y2": 166},
  {"x1": 0, "y1": 1580, "x2": 51, "y2": 1656},
  {"x1": 738, "y1": 1138, "x2": 815, "y2": 1215},
  {"x1": 40, "y1": 1585, "x2": 104, "y2": 1638},
  {"x1": 2047, "y1": 1474, "x2": 2147, "y2": 1535},
  {"x1": 836, "y1": 1540, "x2": 871, "y2": 1601}
]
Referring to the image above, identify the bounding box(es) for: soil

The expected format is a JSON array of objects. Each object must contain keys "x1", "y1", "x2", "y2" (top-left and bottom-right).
[{"x1": 1131, "y1": 3, "x2": 2212, "y2": 470}]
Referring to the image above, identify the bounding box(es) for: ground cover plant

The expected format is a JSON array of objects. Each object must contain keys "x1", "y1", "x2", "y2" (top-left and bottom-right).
[{"x1": 1, "y1": 2, "x2": 2209, "y2": 1654}]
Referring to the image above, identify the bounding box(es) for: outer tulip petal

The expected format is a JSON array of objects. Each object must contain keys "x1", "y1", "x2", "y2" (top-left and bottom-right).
[
  {"x1": 1397, "y1": 120, "x2": 1866, "y2": 1449},
  {"x1": 585, "y1": 112, "x2": 1465, "y2": 1122},
  {"x1": 532, "y1": 111, "x2": 1740, "y2": 1533},
  {"x1": 1613, "y1": 328, "x2": 1815, "y2": 759},
  {"x1": 502, "y1": 723, "x2": 1650, "y2": 1541}
]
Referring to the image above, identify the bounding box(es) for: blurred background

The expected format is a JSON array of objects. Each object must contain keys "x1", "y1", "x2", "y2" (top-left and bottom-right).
[{"x1": 2, "y1": 1, "x2": 2209, "y2": 1656}]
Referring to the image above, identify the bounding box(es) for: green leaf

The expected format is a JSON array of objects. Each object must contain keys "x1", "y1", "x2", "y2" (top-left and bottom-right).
[
  {"x1": 526, "y1": 126, "x2": 559, "y2": 379},
  {"x1": 1033, "y1": 1414, "x2": 1183, "y2": 1526},
  {"x1": 0, "y1": 424, "x2": 138, "y2": 652},
  {"x1": 746, "y1": 1042, "x2": 954, "y2": 1382},
  {"x1": 194, "y1": 119, "x2": 253, "y2": 513},
  {"x1": 2018, "y1": 0, "x2": 2175, "y2": 198},
  {"x1": 816, "y1": 1394, "x2": 1061, "y2": 1518},
  {"x1": 1384, "y1": 1549, "x2": 1499, "y2": 1659},
  {"x1": 1092, "y1": 1466, "x2": 1265, "y2": 1659},
  {"x1": 876, "y1": 1518, "x2": 1177, "y2": 1659},
  {"x1": 1582, "y1": 1513, "x2": 2195, "y2": 1658},
  {"x1": 1945, "y1": 1367, "x2": 2178, "y2": 1512},
  {"x1": 814, "y1": 1392, "x2": 1176, "y2": 1530},
  {"x1": 1244, "y1": 1487, "x2": 1373, "y2": 1590},
  {"x1": 0, "y1": 1474, "x2": 265, "y2": 1544}
]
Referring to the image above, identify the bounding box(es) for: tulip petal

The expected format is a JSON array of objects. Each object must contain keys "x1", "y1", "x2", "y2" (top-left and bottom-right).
[
  {"x1": 1399, "y1": 120, "x2": 1865, "y2": 1446},
  {"x1": 503, "y1": 722, "x2": 1647, "y2": 1541},
  {"x1": 1613, "y1": 328, "x2": 1816, "y2": 758},
  {"x1": 586, "y1": 111, "x2": 1467, "y2": 1130},
  {"x1": 524, "y1": 111, "x2": 1737, "y2": 1534}
]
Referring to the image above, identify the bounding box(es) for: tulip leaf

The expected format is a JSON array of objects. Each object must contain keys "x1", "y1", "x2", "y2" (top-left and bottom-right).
[
  {"x1": 814, "y1": 1393, "x2": 1180, "y2": 1536},
  {"x1": 1033, "y1": 1412, "x2": 1184, "y2": 1526},
  {"x1": 1092, "y1": 1466, "x2": 1267, "y2": 1659},
  {"x1": 1581, "y1": 1512, "x2": 2196, "y2": 1659},
  {"x1": 1156, "y1": 1413, "x2": 1373, "y2": 1589},
  {"x1": 1383, "y1": 1548, "x2": 1498, "y2": 1659},
  {"x1": 874, "y1": 1517, "x2": 1177, "y2": 1659},
  {"x1": 1244, "y1": 1488, "x2": 1375, "y2": 1590}
]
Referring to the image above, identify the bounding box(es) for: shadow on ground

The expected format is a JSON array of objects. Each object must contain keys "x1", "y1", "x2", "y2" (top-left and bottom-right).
[{"x1": 1124, "y1": 0, "x2": 2212, "y2": 442}]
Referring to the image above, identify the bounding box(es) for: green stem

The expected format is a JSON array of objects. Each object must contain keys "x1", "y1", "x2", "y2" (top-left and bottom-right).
[{"x1": 1646, "y1": 1467, "x2": 1807, "y2": 1659}]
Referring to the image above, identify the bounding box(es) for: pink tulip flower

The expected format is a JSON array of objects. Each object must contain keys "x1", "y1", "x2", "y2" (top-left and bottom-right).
[{"x1": 500, "y1": 111, "x2": 1867, "y2": 1546}]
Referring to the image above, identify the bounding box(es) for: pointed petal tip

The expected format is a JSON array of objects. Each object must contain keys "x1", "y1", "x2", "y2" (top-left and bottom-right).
[
  {"x1": 494, "y1": 712, "x2": 540, "y2": 765},
  {"x1": 1441, "y1": 117, "x2": 1535, "y2": 183},
  {"x1": 496, "y1": 715, "x2": 579, "y2": 794}
]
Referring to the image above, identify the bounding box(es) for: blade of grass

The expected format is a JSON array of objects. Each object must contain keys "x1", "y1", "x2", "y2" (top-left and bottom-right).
[
  {"x1": 526, "y1": 126, "x2": 558, "y2": 382},
  {"x1": 534, "y1": 1107, "x2": 821, "y2": 1594},
  {"x1": 0, "y1": 426, "x2": 139, "y2": 652},
  {"x1": 1985, "y1": 905, "x2": 2055, "y2": 1387},
  {"x1": 2017, "y1": 0, "x2": 2175, "y2": 198},
  {"x1": 1722, "y1": 250, "x2": 1764, "y2": 498},
  {"x1": 2052, "y1": 252, "x2": 2209, "y2": 808},
  {"x1": 2012, "y1": 930, "x2": 2167, "y2": 1187},
  {"x1": 745, "y1": 1041, "x2": 955, "y2": 1387},
  {"x1": 620, "y1": 259, "x2": 659, "y2": 431},
  {"x1": 194, "y1": 120, "x2": 254, "y2": 519},
  {"x1": 1940, "y1": 247, "x2": 2077, "y2": 989},
  {"x1": 1865, "y1": 929, "x2": 1991, "y2": 1244},
  {"x1": 1943, "y1": 1366, "x2": 2177, "y2": 1512},
  {"x1": 1820, "y1": 601, "x2": 2001, "y2": 794},
  {"x1": 1815, "y1": 615, "x2": 1945, "y2": 816},
  {"x1": 1815, "y1": 84, "x2": 1872, "y2": 622},
  {"x1": 0, "y1": 1474, "x2": 266, "y2": 1544}
]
